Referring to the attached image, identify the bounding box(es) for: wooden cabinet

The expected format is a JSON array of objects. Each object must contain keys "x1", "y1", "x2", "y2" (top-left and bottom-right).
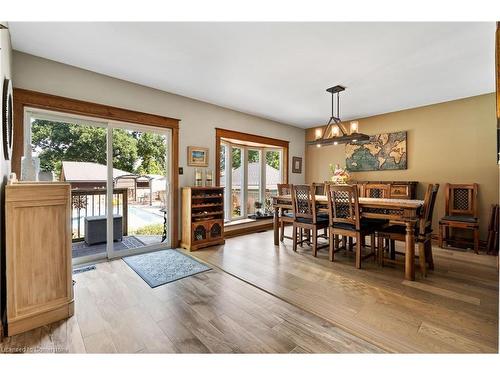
[
  {"x1": 181, "y1": 187, "x2": 225, "y2": 251},
  {"x1": 5, "y1": 182, "x2": 74, "y2": 336},
  {"x1": 354, "y1": 181, "x2": 418, "y2": 199}
]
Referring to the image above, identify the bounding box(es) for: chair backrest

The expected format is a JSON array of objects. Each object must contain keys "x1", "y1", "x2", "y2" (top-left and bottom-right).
[
  {"x1": 419, "y1": 183, "x2": 440, "y2": 235},
  {"x1": 277, "y1": 183, "x2": 293, "y2": 196},
  {"x1": 363, "y1": 183, "x2": 391, "y2": 198},
  {"x1": 445, "y1": 183, "x2": 478, "y2": 217},
  {"x1": 292, "y1": 184, "x2": 319, "y2": 223},
  {"x1": 313, "y1": 182, "x2": 326, "y2": 195},
  {"x1": 326, "y1": 184, "x2": 360, "y2": 229}
]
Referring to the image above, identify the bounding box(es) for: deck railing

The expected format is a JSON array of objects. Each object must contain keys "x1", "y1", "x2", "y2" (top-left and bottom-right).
[{"x1": 71, "y1": 188, "x2": 128, "y2": 242}]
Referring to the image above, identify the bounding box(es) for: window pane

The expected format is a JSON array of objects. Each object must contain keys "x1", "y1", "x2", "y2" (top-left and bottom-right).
[
  {"x1": 265, "y1": 150, "x2": 281, "y2": 214},
  {"x1": 247, "y1": 149, "x2": 261, "y2": 216},
  {"x1": 231, "y1": 147, "x2": 242, "y2": 218},
  {"x1": 220, "y1": 144, "x2": 226, "y2": 188}
]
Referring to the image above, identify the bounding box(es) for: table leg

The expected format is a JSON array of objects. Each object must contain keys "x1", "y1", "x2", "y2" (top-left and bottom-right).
[
  {"x1": 274, "y1": 206, "x2": 280, "y2": 246},
  {"x1": 405, "y1": 221, "x2": 415, "y2": 281}
]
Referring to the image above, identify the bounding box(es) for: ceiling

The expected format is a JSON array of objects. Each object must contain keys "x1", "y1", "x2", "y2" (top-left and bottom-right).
[{"x1": 8, "y1": 22, "x2": 496, "y2": 128}]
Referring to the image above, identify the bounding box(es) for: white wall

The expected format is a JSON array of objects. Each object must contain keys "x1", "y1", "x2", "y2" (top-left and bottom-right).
[{"x1": 12, "y1": 51, "x2": 306, "y2": 187}]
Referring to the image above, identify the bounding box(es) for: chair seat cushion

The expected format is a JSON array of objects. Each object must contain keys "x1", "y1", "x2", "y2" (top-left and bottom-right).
[
  {"x1": 295, "y1": 213, "x2": 329, "y2": 224},
  {"x1": 332, "y1": 218, "x2": 385, "y2": 232},
  {"x1": 282, "y1": 212, "x2": 294, "y2": 218},
  {"x1": 378, "y1": 224, "x2": 432, "y2": 236},
  {"x1": 440, "y1": 215, "x2": 478, "y2": 223}
]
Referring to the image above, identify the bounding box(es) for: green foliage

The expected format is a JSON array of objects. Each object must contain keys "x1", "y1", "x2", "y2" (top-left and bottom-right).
[
  {"x1": 136, "y1": 132, "x2": 167, "y2": 175},
  {"x1": 130, "y1": 223, "x2": 164, "y2": 235},
  {"x1": 228, "y1": 148, "x2": 279, "y2": 170},
  {"x1": 266, "y1": 150, "x2": 280, "y2": 170},
  {"x1": 31, "y1": 120, "x2": 167, "y2": 177}
]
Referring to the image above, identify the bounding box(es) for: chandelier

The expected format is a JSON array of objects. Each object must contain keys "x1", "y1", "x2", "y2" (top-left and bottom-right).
[{"x1": 307, "y1": 85, "x2": 369, "y2": 147}]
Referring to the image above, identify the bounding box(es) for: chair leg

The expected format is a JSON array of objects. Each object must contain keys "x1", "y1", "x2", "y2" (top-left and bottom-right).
[
  {"x1": 312, "y1": 229, "x2": 318, "y2": 257},
  {"x1": 390, "y1": 239, "x2": 396, "y2": 260},
  {"x1": 280, "y1": 220, "x2": 285, "y2": 242},
  {"x1": 377, "y1": 235, "x2": 384, "y2": 266},
  {"x1": 425, "y1": 240, "x2": 434, "y2": 270},
  {"x1": 473, "y1": 228, "x2": 480, "y2": 254},
  {"x1": 438, "y1": 224, "x2": 444, "y2": 248},
  {"x1": 370, "y1": 233, "x2": 376, "y2": 262},
  {"x1": 418, "y1": 241, "x2": 427, "y2": 277},
  {"x1": 292, "y1": 225, "x2": 298, "y2": 252},
  {"x1": 299, "y1": 228, "x2": 303, "y2": 247},
  {"x1": 329, "y1": 228, "x2": 334, "y2": 262},
  {"x1": 348, "y1": 237, "x2": 354, "y2": 251},
  {"x1": 355, "y1": 233, "x2": 362, "y2": 269}
]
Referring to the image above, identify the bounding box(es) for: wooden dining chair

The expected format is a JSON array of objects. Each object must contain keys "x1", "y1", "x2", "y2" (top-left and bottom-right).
[
  {"x1": 438, "y1": 183, "x2": 479, "y2": 253},
  {"x1": 326, "y1": 184, "x2": 381, "y2": 268},
  {"x1": 376, "y1": 184, "x2": 439, "y2": 276},
  {"x1": 277, "y1": 183, "x2": 294, "y2": 242},
  {"x1": 313, "y1": 182, "x2": 327, "y2": 195},
  {"x1": 363, "y1": 183, "x2": 391, "y2": 199},
  {"x1": 291, "y1": 184, "x2": 329, "y2": 257}
]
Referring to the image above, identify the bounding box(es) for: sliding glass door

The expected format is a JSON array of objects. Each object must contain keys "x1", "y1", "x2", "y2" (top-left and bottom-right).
[
  {"x1": 25, "y1": 108, "x2": 172, "y2": 265},
  {"x1": 109, "y1": 124, "x2": 171, "y2": 258}
]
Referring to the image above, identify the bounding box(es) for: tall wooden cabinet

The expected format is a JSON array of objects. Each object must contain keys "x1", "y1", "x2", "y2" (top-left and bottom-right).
[
  {"x1": 5, "y1": 182, "x2": 74, "y2": 336},
  {"x1": 181, "y1": 187, "x2": 225, "y2": 251}
]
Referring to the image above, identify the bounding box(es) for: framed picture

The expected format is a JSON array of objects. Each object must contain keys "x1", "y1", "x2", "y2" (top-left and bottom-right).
[
  {"x1": 292, "y1": 156, "x2": 302, "y2": 173},
  {"x1": 187, "y1": 146, "x2": 209, "y2": 167}
]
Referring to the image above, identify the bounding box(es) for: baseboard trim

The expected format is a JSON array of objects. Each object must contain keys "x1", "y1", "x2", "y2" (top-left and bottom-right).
[
  {"x1": 224, "y1": 221, "x2": 273, "y2": 238},
  {"x1": 7, "y1": 300, "x2": 74, "y2": 337}
]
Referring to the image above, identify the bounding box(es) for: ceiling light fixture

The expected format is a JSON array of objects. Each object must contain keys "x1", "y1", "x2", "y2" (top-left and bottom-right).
[{"x1": 308, "y1": 85, "x2": 369, "y2": 147}]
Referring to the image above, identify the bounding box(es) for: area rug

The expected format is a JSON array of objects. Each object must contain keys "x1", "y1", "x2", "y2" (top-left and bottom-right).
[
  {"x1": 72, "y1": 236, "x2": 146, "y2": 258},
  {"x1": 123, "y1": 249, "x2": 211, "y2": 288}
]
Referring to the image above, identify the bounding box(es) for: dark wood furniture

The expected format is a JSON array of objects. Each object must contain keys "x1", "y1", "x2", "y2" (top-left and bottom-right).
[
  {"x1": 354, "y1": 181, "x2": 418, "y2": 199},
  {"x1": 486, "y1": 204, "x2": 499, "y2": 255},
  {"x1": 277, "y1": 183, "x2": 294, "y2": 242},
  {"x1": 362, "y1": 183, "x2": 391, "y2": 199},
  {"x1": 291, "y1": 185, "x2": 329, "y2": 257},
  {"x1": 326, "y1": 184, "x2": 380, "y2": 268},
  {"x1": 273, "y1": 194, "x2": 424, "y2": 280},
  {"x1": 438, "y1": 183, "x2": 479, "y2": 253},
  {"x1": 181, "y1": 186, "x2": 225, "y2": 251},
  {"x1": 377, "y1": 184, "x2": 439, "y2": 277}
]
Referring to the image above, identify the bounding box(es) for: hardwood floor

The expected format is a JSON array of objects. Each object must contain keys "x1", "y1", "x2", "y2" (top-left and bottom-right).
[
  {"x1": 1, "y1": 229, "x2": 497, "y2": 353},
  {"x1": 0, "y1": 252, "x2": 383, "y2": 353},
  {"x1": 192, "y1": 229, "x2": 499, "y2": 353}
]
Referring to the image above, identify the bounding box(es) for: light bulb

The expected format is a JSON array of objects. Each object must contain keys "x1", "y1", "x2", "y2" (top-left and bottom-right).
[
  {"x1": 316, "y1": 144, "x2": 321, "y2": 148},
  {"x1": 332, "y1": 126, "x2": 340, "y2": 137},
  {"x1": 350, "y1": 121, "x2": 359, "y2": 134},
  {"x1": 315, "y1": 128, "x2": 323, "y2": 139},
  {"x1": 333, "y1": 141, "x2": 338, "y2": 146}
]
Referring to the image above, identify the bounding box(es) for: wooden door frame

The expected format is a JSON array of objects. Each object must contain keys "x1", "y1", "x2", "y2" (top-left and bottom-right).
[
  {"x1": 215, "y1": 127, "x2": 289, "y2": 187},
  {"x1": 12, "y1": 89, "x2": 181, "y2": 246}
]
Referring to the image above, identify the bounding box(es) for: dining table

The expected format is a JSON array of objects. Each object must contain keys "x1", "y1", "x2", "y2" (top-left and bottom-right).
[{"x1": 272, "y1": 195, "x2": 425, "y2": 281}]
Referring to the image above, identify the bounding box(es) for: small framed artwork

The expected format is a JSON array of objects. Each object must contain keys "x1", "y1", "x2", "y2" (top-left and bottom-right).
[
  {"x1": 187, "y1": 146, "x2": 209, "y2": 167},
  {"x1": 292, "y1": 156, "x2": 302, "y2": 174}
]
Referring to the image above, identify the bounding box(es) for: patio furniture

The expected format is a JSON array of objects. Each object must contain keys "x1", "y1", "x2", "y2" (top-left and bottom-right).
[{"x1": 84, "y1": 215, "x2": 123, "y2": 245}]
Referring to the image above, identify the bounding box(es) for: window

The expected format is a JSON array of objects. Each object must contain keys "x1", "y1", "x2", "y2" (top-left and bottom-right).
[{"x1": 216, "y1": 129, "x2": 288, "y2": 223}]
